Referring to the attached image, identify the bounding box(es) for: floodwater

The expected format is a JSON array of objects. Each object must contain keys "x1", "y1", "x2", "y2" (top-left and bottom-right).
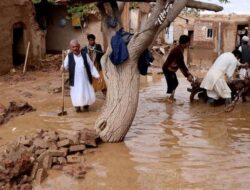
[{"x1": 1, "y1": 71, "x2": 250, "y2": 190}]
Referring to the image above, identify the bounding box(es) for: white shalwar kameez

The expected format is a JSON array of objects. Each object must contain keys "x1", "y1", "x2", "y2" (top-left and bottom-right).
[
  {"x1": 200, "y1": 52, "x2": 239, "y2": 100},
  {"x1": 64, "y1": 53, "x2": 99, "y2": 107}
]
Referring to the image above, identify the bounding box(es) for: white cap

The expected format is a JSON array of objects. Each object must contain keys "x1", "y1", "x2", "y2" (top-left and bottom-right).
[{"x1": 242, "y1": 36, "x2": 249, "y2": 42}]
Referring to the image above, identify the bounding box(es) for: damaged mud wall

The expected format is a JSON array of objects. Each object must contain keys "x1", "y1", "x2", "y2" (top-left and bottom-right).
[{"x1": 0, "y1": 0, "x2": 45, "y2": 75}]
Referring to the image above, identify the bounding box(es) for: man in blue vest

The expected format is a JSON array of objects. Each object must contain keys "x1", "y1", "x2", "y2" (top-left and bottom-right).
[{"x1": 61, "y1": 39, "x2": 100, "y2": 112}]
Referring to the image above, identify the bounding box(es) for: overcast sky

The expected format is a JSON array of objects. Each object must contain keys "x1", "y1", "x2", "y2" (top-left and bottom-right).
[{"x1": 202, "y1": 0, "x2": 250, "y2": 14}]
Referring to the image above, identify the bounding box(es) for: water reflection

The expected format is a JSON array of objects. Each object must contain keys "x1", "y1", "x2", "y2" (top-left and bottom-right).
[{"x1": 125, "y1": 77, "x2": 250, "y2": 190}]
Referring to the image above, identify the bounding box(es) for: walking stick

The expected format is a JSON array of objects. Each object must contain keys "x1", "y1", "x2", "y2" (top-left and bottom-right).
[{"x1": 58, "y1": 50, "x2": 67, "y2": 116}]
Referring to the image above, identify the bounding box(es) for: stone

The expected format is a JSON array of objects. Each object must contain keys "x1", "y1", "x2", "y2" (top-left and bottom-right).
[
  {"x1": 57, "y1": 139, "x2": 72, "y2": 147},
  {"x1": 69, "y1": 145, "x2": 86, "y2": 153},
  {"x1": 35, "y1": 168, "x2": 48, "y2": 185}
]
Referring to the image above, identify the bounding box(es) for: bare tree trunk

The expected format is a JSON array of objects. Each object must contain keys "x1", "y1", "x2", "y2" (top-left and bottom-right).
[{"x1": 95, "y1": 54, "x2": 140, "y2": 142}]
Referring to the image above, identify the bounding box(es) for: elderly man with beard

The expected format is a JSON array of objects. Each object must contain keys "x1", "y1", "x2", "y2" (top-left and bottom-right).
[{"x1": 61, "y1": 39, "x2": 100, "y2": 112}]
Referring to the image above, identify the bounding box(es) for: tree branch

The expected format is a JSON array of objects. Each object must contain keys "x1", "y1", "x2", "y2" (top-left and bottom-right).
[
  {"x1": 186, "y1": 0, "x2": 223, "y2": 12},
  {"x1": 118, "y1": 2, "x2": 126, "y2": 13}
]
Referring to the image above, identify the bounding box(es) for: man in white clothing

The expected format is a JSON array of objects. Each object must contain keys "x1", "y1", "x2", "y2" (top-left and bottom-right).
[
  {"x1": 200, "y1": 50, "x2": 247, "y2": 108},
  {"x1": 61, "y1": 39, "x2": 100, "y2": 112}
]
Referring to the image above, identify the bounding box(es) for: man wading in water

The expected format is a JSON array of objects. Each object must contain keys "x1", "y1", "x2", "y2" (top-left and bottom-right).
[
  {"x1": 82, "y1": 34, "x2": 106, "y2": 96},
  {"x1": 162, "y1": 35, "x2": 194, "y2": 103},
  {"x1": 61, "y1": 39, "x2": 100, "y2": 112}
]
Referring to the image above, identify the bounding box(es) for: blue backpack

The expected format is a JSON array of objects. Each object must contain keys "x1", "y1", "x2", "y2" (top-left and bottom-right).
[{"x1": 109, "y1": 28, "x2": 129, "y2": 65}]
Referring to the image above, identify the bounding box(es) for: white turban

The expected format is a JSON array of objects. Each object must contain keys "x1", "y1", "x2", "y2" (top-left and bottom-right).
[{"x1": 242, "y1": 36, "x2": 249, "y2": 42}]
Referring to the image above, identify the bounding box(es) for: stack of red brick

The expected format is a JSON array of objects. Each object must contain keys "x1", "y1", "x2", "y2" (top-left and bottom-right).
[{"x1": 0, "y1": 128, "x2": 99, "y2": 190}]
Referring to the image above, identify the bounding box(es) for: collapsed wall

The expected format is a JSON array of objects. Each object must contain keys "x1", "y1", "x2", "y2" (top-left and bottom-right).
[{"x1": 0, "y1": 0, "x2": 45, "y2": 75}]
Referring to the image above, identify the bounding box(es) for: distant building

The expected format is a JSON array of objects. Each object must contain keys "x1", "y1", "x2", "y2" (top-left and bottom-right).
[{"x1": 172, "y1": 14, "x2": 250, "y2": 71}]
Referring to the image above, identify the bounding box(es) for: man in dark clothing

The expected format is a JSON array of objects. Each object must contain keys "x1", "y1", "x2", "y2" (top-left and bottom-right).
[
  {"x1": 82, "y1": 34, "x2": 106, "y2": 96},
  {"x1": 238, "y1": 36, "x2": 250, "y2": 79},
  {"x1": 162, "y1": 35, "x2": 194, "y2": 103},
  {"x1": 239, "y1": 36, "x2": 250, "y2": 65}
]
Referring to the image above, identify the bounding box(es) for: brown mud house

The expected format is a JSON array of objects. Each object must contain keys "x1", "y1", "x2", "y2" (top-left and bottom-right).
[
  {"x1": 171, "y1": 14, "x2": 250, "y2": 71},
  {"x1": 0, "y1": 0, "x2": 46, "y2": 75},
  {"x1": 0, "y1": 0, "x2": 103, "y2": 75}
]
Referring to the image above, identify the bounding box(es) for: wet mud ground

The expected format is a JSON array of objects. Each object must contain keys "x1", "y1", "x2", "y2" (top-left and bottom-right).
[{"x1": 1, "y1": 71, "x2": 250, "y2": 190}]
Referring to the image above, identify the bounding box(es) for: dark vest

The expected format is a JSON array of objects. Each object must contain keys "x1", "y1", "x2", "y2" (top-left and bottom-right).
[
  {"x1": 241, "y1": 44, "x2": 250, "y2": 65},
  {"x1": 82, "y1": 44, "x2": 104, "y2": 71},
  {"x1": 68, "y1": 51, "x2": 92, "y2": 86}
]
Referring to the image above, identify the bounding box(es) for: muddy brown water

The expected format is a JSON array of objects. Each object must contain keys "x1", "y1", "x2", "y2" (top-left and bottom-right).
[{"x1": 1, "y1": 71, "x2": 250, "y2": 190}]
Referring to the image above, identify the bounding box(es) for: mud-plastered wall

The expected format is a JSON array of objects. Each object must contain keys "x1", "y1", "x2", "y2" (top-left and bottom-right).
[{"x1": 0, "y1": 0, "x2": 45, "y2": 75}]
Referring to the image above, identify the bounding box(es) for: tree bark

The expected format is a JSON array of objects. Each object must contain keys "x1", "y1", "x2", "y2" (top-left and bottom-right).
[{"x1": 95, "y1": 53, "x2": 140, "y2": 142}]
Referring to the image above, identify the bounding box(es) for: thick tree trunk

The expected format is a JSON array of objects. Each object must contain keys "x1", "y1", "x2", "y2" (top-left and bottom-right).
[
  {"x1": 95, "y1": 52, "x2": 140, "y2": 142},
  {"x1": 93, "y1": 0, "x2": 222, "y2": 143}
]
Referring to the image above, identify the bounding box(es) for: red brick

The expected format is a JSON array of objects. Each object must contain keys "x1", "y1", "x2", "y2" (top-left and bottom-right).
[
  {"x1": 35, "y1": 168, "x2": 48, "y2": 184},
  {"x1": 57, "y1": 139, "x2": 72, "y2": 147},
  {"x1": 20, "y1": 183, "x2": 32, "y2": 190},
  {"x1": 66, "y1": 155, "x2": 83, "y2": 163},
  {"x1": 48, "y1": 149, "x2": 67, "y2": 157},
  {"x1": 42, "y1": 155, "x2": 52, "y2": 169},
  {"x1": 69, "y1": 145, "x2": 86, "y2": 153}
]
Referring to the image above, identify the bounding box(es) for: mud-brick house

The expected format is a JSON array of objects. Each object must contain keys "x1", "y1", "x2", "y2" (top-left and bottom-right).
[
  {"x1": 0, "y1": 0, "x2": 46, "y2": 75},
  {"x1": 171, "y1": 14, "x2": 250, "y2": 70}
]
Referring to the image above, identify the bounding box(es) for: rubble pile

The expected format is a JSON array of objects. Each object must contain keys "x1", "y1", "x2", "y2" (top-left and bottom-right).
[
  {"x1": 39, "y1": 54, "x2": 62, "y2": 72},
  {"x1": 0, "y1": 128, "x2": 99, "y2": 190},
  {"x1": 0, "y1": 102, "x2": 36, "y2": 126}
]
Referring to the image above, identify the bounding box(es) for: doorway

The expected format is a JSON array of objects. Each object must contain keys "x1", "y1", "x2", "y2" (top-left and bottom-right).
[
  {"x1": 236, "y1": 24, "x2": 248, "y2": 48},
  {"x1": 13, "y1": 22, "x2": 25, "y2": 66}
]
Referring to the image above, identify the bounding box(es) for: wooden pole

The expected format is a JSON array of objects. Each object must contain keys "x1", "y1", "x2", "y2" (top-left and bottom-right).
[
  {"x1": 61, "y1": 50, "x2": 65, "y2": 113},
  {"x1": 23, "y1": 41, "x2": 31, "y2": 74}
]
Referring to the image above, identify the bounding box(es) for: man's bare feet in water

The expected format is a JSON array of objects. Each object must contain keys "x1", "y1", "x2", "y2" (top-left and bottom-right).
[
  {"x1": 225, "y1": 103, "x2": 235, "y2": 112},
  {"x1": 166, "y1": 96, "x2": 176, "y2": 104}
]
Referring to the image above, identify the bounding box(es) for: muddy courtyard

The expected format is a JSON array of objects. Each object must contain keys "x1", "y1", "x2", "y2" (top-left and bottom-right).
[{"x1": 0, "y1": 70, "x2": 250, "y2": 190}]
